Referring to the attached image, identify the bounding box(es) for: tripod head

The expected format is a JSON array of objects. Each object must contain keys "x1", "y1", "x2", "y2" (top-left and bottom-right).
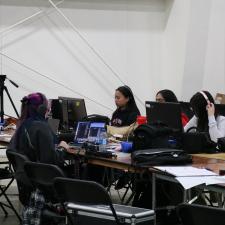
[
  {"x1": 0, "y1": 75, "x2": 19, "y2": 123},
  {"x1": 0, "y1": 75, "x2": 6, "y2": 85}
]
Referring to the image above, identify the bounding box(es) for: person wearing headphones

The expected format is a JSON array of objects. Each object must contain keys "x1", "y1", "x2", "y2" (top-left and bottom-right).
[
  {"x1": 156, "y1": 89, "x2": 189, "y2": 126},
  {"x1": 111, "y1": 85, "x2": 140, "y2": 127},
  {"x1": 184, "y1": 91, "x2": 225, "y2": 143},
  {"x1": 9, "y1": 92, "x2": 72, "y2": 165}
]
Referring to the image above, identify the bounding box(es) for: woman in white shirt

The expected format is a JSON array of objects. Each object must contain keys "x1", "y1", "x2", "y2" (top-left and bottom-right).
[{"x1": 184, "y1": 91, "x2": 225, "y2": 143}]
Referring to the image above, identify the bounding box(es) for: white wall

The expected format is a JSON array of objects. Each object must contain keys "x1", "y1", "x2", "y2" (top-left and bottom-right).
[
  {"x1": 164, "y1": 0, "x2": 225, "y2": 101},
  {"x1": 0, "y1": 0, "x2": 165, "y2": 117},
  {"x1": 0, "y1": 0, "x2": 225, "y2": 118}
]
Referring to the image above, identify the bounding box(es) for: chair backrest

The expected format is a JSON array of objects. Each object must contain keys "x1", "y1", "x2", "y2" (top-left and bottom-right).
[
  {"x1": 178, "y1": 203, "x2": 225, "y2": 225},
  {"x1": 54, "y1": 177, "x2": 111, "y2": 205},
  {"x1": 24, "y1": 161, "x2": 65, "y2": 202},
  {"x1": 6, "y1": 150, "x2": 30, "y2": 183},
  {"x1": 54, "y1": 177, "x2": 120, "y2": 224},
  {"x1": 6, "y1": 150, "x2": 33, "y2": 205}
]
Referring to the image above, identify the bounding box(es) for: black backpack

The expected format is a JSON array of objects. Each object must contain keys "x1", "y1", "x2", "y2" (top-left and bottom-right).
[
  {"x1": 133, "y1": 123, "x2": 173, "y2": 151},
  {"x1": 182, "y1": 127, "x2": 217, "y2": 153}
]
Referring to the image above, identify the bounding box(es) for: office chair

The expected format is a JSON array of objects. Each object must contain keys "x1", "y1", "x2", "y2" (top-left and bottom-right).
[
  {"x1": 54, "y1": 177, "x2": 122, "y2": 225},
  {"x1": 0, "y1": 150, "x2": 22, "y2": 222},
  {"x1": 24, "y1": 161, "x2": 66, "y2": 224},
  {"x1": 177, "y1": 203, "x2": 225, "y2": 225}
]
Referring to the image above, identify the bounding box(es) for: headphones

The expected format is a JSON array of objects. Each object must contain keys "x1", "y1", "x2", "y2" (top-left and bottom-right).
[
  {"x1": 199, "y1": 91, "x2": 210, "y2": 103},
  {"x1": 36, "y1": 93, "x2": 48, "y2": 116},
  {"x1": 21, "y1": 93, "x2": 48, "y2": 116}
]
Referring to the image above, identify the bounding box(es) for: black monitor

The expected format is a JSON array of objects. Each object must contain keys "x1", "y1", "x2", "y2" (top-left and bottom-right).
[
  {"x1": 51, "y1": 97, "x2": 87, "y2": 131},
  {"x1": 215, "y1": 104, "x2": 225, "y2": 117},
  {"x1": 145, "y1": 101, "x2": 183, "y2": 132},
  {"x1": 50, "y1": 99, "x2": 67, "y2": 131}
]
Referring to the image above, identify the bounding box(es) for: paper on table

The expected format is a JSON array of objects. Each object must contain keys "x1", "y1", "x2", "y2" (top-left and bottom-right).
[
  {"x1": 205, "y1": 176, "x2": 225, "y2": 186},
  {"x1": 154, "y1": 166, "x2": 217, "y2": 177},
  {"x1": 176, "y1": 176, "x2": 215, "y2": 189}
]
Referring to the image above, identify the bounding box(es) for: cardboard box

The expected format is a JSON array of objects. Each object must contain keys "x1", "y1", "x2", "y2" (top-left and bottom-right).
[{"x1": 215, "y1": 93, "x2": 225, "y2": 104}]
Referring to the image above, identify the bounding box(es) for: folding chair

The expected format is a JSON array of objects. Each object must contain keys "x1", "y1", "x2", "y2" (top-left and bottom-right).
[
  {"x1": 6, "y1": 150, "x2": 33, "y2": 207},
  {"x1": 0, "y1": 153, "x2": 21, "y2": 222},
  {"x1": 177, "y1": 203, "x2": 225, "y2": 225},
  {"x1": 54, "y1": 177, "x2": 121, "y2": 225},
  {"x1": 54, "y1": 177, "x2": 155, "y2": 225},
  {"x1": 24, "y1": 161, "x2": 66, "y2": 224}
]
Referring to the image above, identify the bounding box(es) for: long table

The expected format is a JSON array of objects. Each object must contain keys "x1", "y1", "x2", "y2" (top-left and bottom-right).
[{"x1": 69, "y1": 149, "x2": 225, "y2": 210}]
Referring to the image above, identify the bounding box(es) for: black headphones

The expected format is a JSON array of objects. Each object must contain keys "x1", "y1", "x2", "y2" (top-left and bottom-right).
[
  {"x1": 36, "y1": 93, "x2": 48, "y2": 116},
  {"x1": 21, "y1": 93, "x2": 48, "y2": 116}
]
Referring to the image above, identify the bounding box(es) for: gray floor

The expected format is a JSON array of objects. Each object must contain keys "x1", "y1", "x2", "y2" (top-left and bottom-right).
[{"x1": 0, "y1": 185, "x2": 21, "y2": 225}]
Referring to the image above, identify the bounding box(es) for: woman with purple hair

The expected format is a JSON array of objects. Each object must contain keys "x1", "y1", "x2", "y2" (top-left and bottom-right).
[{"x1": 9, "y1": 92, "x2": 71, "y2": 164}]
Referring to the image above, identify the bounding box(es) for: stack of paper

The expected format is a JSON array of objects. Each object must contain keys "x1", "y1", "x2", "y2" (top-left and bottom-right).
[
  {"x1": 153, "y1": 166, "x2": 225, "y2": 189},
  {"x1": 154, "y1": 166, "x2": 217, "y2": 177}
]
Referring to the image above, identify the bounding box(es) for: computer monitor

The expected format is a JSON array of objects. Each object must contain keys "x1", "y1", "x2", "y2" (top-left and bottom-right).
[
  {"x1": 50, "y1": 99, "x2": 67, "y2": 131},
  {"x1": 88, "y1": 122, "x2": 105, "y2": 143},
  {"x1": 47, "y1": 118, "x2": 60, "y2": 135},
  {"x1": 74, "y1": 121, "x2": 90, "y2": 144},
  {"x1": 50, "y1": 97, "x2": 87, "y2": 132},
  {"x1": 215, "y1": 104, "x2": 225, "y2": 117},
  {"x1": 145, "y1": 101, "x2": 183, "y2": 132}
]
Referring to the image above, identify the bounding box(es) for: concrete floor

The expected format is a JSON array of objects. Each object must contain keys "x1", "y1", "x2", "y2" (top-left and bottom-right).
[{"x1": 0, "y1": 185, "x2": 21, "y2": 225}]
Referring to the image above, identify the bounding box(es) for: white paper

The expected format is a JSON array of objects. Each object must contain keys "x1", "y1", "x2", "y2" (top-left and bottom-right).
[
  {"x1": 176, "y1": 176, "x2": 212, "y2": 189},
  {"x1": 176, "y1": 176, "x2": 225, "y2": 190},
  {"x1": 205, "y1": 176, "x2": 225, "y2": 185},
  {"x1": 154, "y1": 166, "x2": 217, "y2": 177}
]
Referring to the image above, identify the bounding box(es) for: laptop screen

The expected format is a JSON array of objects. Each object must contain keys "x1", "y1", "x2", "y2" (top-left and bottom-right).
[
  {"x1": 88, "y1": 122, "x2": 105, "y2": 143},
  {"x1": 145, "y1": 101, "x2": 183, "y2": 132},
  {"x1": 74, "y1": 121, "x2": 90, "y2": 144}
]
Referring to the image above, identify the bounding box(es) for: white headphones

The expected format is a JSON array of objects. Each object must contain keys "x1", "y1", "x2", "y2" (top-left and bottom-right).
[{"x1": 199, "y1": 91, "x2": 209, "y2": 103}]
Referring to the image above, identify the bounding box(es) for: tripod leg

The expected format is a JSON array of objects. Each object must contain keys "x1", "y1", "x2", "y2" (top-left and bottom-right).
[{"x1": 4, "y1": 86, "x2": 19, "y2": 118}]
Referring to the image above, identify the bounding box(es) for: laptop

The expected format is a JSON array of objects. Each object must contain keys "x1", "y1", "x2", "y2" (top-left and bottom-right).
[
  {"x1": 145, "y1": 101, "x2": 183, "y2": 133},
  {"x1": 88, "y1": 122, "x2": 106, "y2": 144},
  {"x1": 73, "y1": 121, "x2": 90, "y2": 145}
]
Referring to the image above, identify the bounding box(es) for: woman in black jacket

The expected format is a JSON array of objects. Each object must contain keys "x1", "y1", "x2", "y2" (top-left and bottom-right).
[
  {"x1": 9, "y1": 92, "x2": 70, "y2": 165},
  {"x1": 111, "y1": 85, "x2": 140, "y2": 127}
]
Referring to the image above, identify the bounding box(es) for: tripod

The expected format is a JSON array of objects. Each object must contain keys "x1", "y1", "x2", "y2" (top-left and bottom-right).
[{"x1": 0, "y1": 75, "x2": 19, "y2": 123}]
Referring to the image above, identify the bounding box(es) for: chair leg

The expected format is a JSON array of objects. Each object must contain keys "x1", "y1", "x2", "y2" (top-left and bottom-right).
[
  {"x1": 0, "y1": 181, "x2": 22, "y2": 222},
  {"x1": 0, "y1": 202, "x2": 8, "y2": 217}
]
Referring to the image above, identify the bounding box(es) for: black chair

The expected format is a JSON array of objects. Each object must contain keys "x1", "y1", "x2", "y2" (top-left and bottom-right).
[
  {"x1": 177, "y1": 203, "x2": 225, "y2": 225},
  {"x1": 24, "y1": 161, "x2": 66, "y2": 224},
  {"x1": 6, "y1": 150, "x2": 33, "y2": 207},
  {"x1": 0, "y1": 151, "x2": 22, "y2": 222},
  {"x1": 54, "y1": 177, "x2": 122, "y2": 225}
]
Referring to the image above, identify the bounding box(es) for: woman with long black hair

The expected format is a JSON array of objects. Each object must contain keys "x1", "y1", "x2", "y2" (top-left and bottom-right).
[
  {"x1": 111, "y1": 85, "x2": 140, "y2": 127},
  {"x1": 184, "y1": 91, "x2": 225, "y2": 143}
]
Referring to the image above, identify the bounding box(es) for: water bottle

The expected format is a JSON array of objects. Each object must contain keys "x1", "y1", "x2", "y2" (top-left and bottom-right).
[
  {"x1": 168, "y1": 138, "x2": 177, "y2": 148},
  {"x1": 0, "y1": 122, "x2": 4, "y2": 134},
  {"x1": 99, "y1": 129, "x2": 108, "y2": 152}
]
